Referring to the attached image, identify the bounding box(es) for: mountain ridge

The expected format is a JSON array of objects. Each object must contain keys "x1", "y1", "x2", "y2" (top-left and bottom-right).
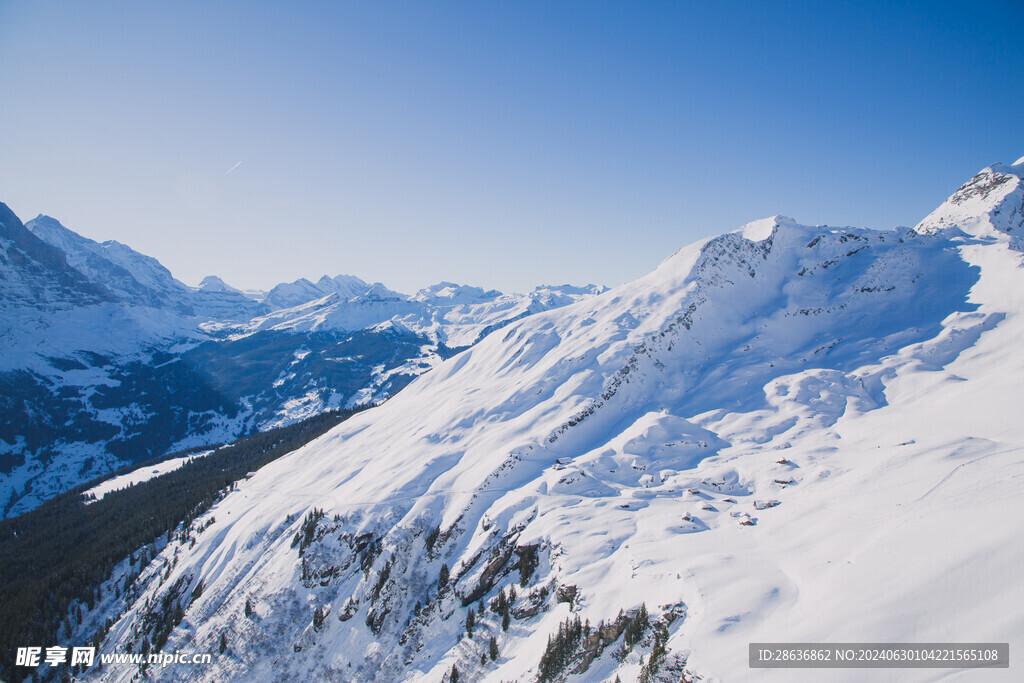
[
  {"x1": 1, "y1": 210, "x2": 600, "y2": 517},
  {"x1": 59, "y1": 160, "x2": 1024, "y2": 681}
]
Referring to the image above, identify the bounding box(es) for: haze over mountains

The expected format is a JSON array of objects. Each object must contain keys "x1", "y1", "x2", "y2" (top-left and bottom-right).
[
  {"x1": 8, "y1": 158, "x2": 1018, "y2": 681},
  {"x1": 0, "y1": 206, "x2": 602, "y2": 517}
]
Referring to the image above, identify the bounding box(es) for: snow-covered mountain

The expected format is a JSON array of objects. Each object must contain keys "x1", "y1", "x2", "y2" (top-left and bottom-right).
[
  {"x1": 0, "y1": 210, "x2": 599, "y2": 517},
  {"x1": 24, "y1": 215, "x2": 267, "y2": 320},
  {"x1": 0, "y1": 204, "x2": 112, "y2": 311},
  {"x1": 214, "y1": 282, "x2": 606, "y2": 349},
  {"x1": 263, "y1": 274, "x2": 391, "y2": 311},
  {"x1": 73, "y1": 159, "x2": 1024, "y2": 682}
]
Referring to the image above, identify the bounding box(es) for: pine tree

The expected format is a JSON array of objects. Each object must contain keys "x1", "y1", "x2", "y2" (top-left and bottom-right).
[
  {"x1": 437, "y1": 563, "x2": 450, "y2": 590},
  {"x1": 624, "y1": 602, "x2": 649, "y2": 647},
  {"x1": 491, "y1": 585, "x2": 513, "y2": 631},
  {"x1": 372, "y1": 558, "x2": 392, "y2": 602},
  {"x1": 639, "y1": 627, "x2": 668, "y2": 683},
  {"x1": 489, "y1": 636, "x2": 499, "y2": 661},
  {"x1": 426, "y1": 525, "x2": 441, "y2": 551},
  {"x1": 313, "y1": 606, "x2": 325, "y2": 631},
  {"x1": 244, "y1": 597, "x2": 253, "y2": 617},
  {"x1": 0, "y1": 407, "x2": 366, "y2": 681},
  {"x1": 465, "y1": 607, "x2": 476, "y2": 638},
  {"x1": 518, "y1": 546, "x2": 539, "y2": 587},
  {"x1": 449, "y1": 663, "x2": 459, "y2": 683},
  {"x1": 537, "y1": 614, "x2": 585, "y2": 681},
  {"x1": 219, "y1": 632, "x2": 227, "y2": 654}
]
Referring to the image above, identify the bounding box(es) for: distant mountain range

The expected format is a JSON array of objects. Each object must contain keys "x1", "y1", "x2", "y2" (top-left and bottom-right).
[{"x1": 0, "y1": 206, "x2": 603, "y2": 517}]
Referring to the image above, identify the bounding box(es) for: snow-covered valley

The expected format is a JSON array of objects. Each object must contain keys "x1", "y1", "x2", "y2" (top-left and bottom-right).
[{"x1": 0, "y1": 204, "x2": 600, "y2": 517}]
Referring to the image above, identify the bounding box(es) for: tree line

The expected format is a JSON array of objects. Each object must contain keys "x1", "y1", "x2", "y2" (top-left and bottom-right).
[{"x1": 0, "y1": 405, "x2": 370, "y2": 681}]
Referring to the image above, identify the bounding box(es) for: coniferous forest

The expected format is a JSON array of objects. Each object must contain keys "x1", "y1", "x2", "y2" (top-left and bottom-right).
[{"x1": 0, "y1": 406, "x2": 369, "y2": 680}]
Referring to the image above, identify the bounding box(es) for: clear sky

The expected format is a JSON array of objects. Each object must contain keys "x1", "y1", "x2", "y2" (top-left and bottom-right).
[{"x1": 1, "y1": 1, "x2": 1021, "y2": 295}]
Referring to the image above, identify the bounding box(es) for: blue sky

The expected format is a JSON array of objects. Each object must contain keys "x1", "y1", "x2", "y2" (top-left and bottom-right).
[{"x1": 1, "y1": 1, "x2": 1021, "y2": 294}]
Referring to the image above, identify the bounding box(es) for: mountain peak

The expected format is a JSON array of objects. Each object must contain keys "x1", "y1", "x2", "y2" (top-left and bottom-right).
[
  {"x1": 737, "y1": 215, "x2": 798, "y2": 241},
  {"x1": 266, "y1": 274, "x2": 374, "y2": 310},
  {"x1": 197, "y1": 275, "x2": 235, "y2": 292},
  {"x1": 25, "y1": 213, "x2": 80, "y2": 248},
  {"x1": 1, "y1": 204, "x2": 111, "y2": 310},
  {"x1": 411, "y1": 281, "x2": 502, "y2": 304},
  {"x1": 914, "y1": 161, "x2": 1024, "y2": 245}
]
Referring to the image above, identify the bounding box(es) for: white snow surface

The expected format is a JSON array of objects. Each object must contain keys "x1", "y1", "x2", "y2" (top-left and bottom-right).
[
  {"x1": 83, "y1": 450, "x2": 215, "y2": 502},
  {"x1": 84, "y1": 162, "x2": 1024, "y2": 682}
]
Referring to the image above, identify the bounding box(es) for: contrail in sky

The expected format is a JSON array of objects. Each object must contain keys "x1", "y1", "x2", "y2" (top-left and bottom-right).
[{"x1": 225, "y1": 161, "x2": 243, "y2": 176}]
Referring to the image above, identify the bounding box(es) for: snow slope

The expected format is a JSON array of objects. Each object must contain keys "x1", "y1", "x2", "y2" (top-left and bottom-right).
[
  {"x1": 83, "y1": 161, "x2": 1024, "y2": 681},
  {"x1": 83, "y1": 450, "x2": 215, "y2": 502}
]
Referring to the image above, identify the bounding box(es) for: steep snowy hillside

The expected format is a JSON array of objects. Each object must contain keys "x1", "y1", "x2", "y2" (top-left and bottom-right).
[
  {"x1": 1, "y1": 210, "x2": 599, "y2": 518},
  {"x1": 81, "y1": 160, "x2": 1024, "y2": 682}
]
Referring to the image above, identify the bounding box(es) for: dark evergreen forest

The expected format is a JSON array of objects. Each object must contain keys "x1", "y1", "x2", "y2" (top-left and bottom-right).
[{"x1": 0, "y1": 406, "x2": 369, "y2": 680}]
